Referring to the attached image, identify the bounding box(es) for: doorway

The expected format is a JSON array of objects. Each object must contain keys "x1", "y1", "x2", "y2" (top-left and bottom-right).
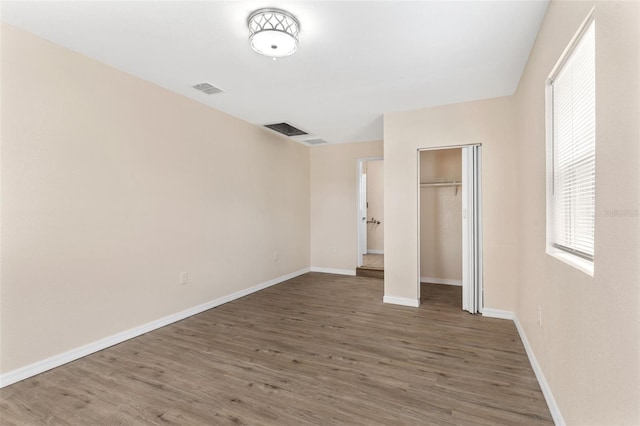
[
  {"x1": 418, "y1": 145, "x2": 482, "y2": 313},
  {"x1": 357, "y1": 157, "x2": 384, "y2": 277}
]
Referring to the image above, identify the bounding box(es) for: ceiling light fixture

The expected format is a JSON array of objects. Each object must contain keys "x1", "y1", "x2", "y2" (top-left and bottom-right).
[{"x1": 248, "y1": 8, "x2": 300, "y2": 59}]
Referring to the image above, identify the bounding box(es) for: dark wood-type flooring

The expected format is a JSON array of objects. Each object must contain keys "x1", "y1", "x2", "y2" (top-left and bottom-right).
[{"x1": 0, "y1": 273, "x2": 553, "y2": 425}]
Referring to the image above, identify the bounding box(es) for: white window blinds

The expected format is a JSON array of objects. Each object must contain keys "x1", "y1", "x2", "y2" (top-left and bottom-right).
[{"x1": 551, "y1": 20, "x2": 596, "y2": 261}]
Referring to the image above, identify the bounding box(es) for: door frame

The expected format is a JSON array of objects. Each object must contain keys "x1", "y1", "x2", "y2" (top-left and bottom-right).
[
  {"x1": 357, "y1": 157, "x2": 383, "y2": 267},
  {"x1": 417, "y1": 145, "x2": 483, "y2": 312}
]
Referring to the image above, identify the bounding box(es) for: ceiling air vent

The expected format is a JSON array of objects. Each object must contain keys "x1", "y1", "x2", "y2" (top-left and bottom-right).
[
  {"x1": 192, "y1": 82, "x2": 223, "y2": 95},
  {"x1": 305, "y1": 139, "x2": 328, "y2": 145},
  {"x1": 264, "y1": 122, "x2": 308, "y2": 137}
]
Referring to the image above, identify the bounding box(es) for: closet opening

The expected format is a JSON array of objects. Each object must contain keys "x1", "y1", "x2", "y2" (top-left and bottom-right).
[{"x1": 418, "y1": 145, "x2": 482, "y2": 313}]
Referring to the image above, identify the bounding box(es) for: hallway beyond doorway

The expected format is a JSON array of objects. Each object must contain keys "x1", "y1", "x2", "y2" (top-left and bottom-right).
[
  {"x1": 363, "y1": 253, "x2": 383, "y2": 269},
  {"x1": 357, "y1": 253, "x2": 384, "y2": 279}
]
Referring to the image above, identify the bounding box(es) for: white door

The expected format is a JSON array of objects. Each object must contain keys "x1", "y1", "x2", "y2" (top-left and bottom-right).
[
  {"x1": 357, "y1": 168, "x2": 368, "y2": 267},
  {"x1": 462, "y1": 145, "x2": 483, "y2": 313}
]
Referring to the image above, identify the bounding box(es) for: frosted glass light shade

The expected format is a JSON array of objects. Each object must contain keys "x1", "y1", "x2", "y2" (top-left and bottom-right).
[{"x1": 248, "y1": 8, "x2": 300, "y2": 58}]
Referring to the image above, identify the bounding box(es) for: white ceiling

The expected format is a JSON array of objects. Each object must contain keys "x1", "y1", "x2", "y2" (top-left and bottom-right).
[{"x1": 1, "y1": 1, "x2": 548, "y2": 144}]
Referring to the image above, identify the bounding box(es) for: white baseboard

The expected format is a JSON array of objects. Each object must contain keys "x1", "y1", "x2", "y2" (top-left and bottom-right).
[
  {"x1": 512, "y1": 315, "x2": 565, "y2": 426},
  {"x1": 310, "y1": 267, "x2": 356, "y2": 276},
  {"x1": 383, "y1": 295, "x2": 420, "y2": 307},
  {"x1": 0, "y1": 268, "x2": 311, "y2": 389},
  {"x1": 483, "y1": 308, "x2": 565, "y2": 426},
  {"x1": 366, "y1": 249, "x2": 384, "y2": 254},
  {"x1": 420, "y1": 276, "x2": 462, "y2": 286},
  {"x1": 482, "y1": 308, "x2": 515, "y2": 320}
]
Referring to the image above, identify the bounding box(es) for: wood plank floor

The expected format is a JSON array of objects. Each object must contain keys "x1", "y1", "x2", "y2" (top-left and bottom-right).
[{"x1": 0, "y1": 273, "x2": 553, "y2": 425}]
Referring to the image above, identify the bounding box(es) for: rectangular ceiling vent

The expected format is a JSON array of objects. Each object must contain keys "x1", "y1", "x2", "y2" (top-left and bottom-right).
[
  {"x1": 264, "y1": 122, "x2": 308, "y2": 137},
  {"x1": 305, "y1": 139, "x2": 328, "y2": 145},
  {"x1": 192, "y1": 82, "x2": 223, "y2": 95}
]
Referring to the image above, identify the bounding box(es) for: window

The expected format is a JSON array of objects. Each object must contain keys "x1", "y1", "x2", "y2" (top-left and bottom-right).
[{"x1": 547, "y1": 16, "x2": 595, "y2": 273}]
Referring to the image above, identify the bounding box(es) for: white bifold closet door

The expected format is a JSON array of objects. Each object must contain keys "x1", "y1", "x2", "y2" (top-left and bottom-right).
[{"x1": 462, "y1": 145, "x2": 483, "y2": 314}]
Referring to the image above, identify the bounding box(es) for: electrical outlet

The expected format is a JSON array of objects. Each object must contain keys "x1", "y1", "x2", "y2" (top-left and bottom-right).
[
  {"x1": 179, "y1": 272, "x2": 188, "y2": 285},
  {"x1": 273, "y1": 251, "x2": 278, "y2": 261},
  {"x1": 332, "y1": 246, "x2": 337, "y2": 255},
  {"x1": 537, "y1": 306, "x2": 542, "y2": 326}
]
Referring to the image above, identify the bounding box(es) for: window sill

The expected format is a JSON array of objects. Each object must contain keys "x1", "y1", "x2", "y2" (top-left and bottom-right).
[{"x1": 547, "y1": 249, "x2": 594, "y2": 277}]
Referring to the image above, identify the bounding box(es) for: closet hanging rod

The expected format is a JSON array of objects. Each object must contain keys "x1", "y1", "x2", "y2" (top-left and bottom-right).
[{"x1": 420, "y1": 181, "x2": 461, "y2": 187}]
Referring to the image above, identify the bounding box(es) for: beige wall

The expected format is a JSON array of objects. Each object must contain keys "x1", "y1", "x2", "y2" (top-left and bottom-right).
[
  {"x1": 310, "y1": 141, "x2": 383, "y2": 272},
  {"x1": 366, "y1": 160, "x2": 384, "y2": 252},
  {"x1": 420, "y1": 149, "x2": 462, "y2": 283},
  {"x1": 384, "y1": 97, "x2": 518, "y2": 307},
  {"x1": 513, "y1": 1, "x2": 640, "y2": 424},
  {"x1": 0, "y1": 25, "x2": 310, "y2": 374}
]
